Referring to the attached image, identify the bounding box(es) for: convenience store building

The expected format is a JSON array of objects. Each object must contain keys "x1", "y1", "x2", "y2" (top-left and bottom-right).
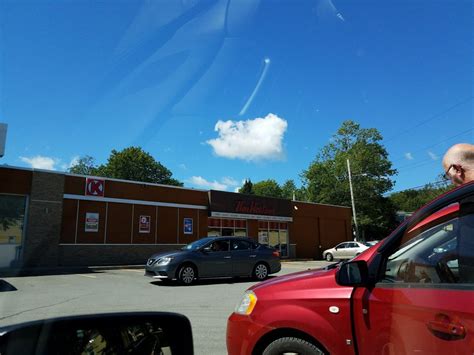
[{"x1": 0, "y1": 166, "x2": 352, "y2": 269}]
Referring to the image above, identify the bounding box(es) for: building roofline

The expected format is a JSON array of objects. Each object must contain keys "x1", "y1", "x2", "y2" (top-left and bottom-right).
[
  {"x1": 292, "y1": 200, "x2": 351, "y2": 209},
  {"x1": 65, "y1": 172, "x2": 208, "y2": 192},
  {"x1": 0, "y1": 164, "x2": 208, "y2": 192},
  {"x1": 1, "y1": 165, "x2": 351, "y2": 210},
  {"x1": 1, "y1": 164, "x2": 66, "y2": 175}
]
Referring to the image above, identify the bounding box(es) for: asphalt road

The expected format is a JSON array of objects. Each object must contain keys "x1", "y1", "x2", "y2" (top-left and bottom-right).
[{"x1": 0, "y1": 261, "x2": 330, "y2": 355}]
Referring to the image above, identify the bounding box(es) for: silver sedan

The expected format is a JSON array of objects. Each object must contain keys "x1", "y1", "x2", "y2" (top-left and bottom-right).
[{"x1": 322, "y1": 241, "x2": 369, "y2": 261}]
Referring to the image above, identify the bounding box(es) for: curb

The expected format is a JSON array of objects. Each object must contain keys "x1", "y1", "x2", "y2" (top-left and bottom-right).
[
  {"x1": 0, "y1": 265, "x2": 146, "y2": 277},
  {"x1": 0, "y1": 261, "x2": 328, "y2": 277}
]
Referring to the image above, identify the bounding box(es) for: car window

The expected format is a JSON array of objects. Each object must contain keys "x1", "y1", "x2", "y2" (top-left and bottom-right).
[
  {"x1": 232, "y1": 240, "x2": 252, "y2": 251},
  {"x1": 181, "y1": 238, "x2": 214, "y2": 251},
  {"x1": 336, "y1": 243, "x2": 347, "y2": 249},
  {"x1": 349, "y1": 243, "x2": 359, "y2": 248},
  {"x1": 382, "y1": 208, "x2": 474, "y2": 285},
  {"x1": 208, "y1": 240, "x2": 230, "y2": 252}
]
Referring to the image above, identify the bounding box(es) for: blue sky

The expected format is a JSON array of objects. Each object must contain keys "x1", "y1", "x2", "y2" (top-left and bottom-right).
[{"x1": 1, "y1": 0, "x2": 473, "y2": 193}]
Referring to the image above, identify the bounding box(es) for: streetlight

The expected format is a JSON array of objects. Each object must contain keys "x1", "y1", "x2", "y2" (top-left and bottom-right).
[
  {"x1": 0, "y1": 123, "x2": 7, "y2": 158},
  {"x1": 346, "y1": 159, "x2": 359, "y2": 241}
]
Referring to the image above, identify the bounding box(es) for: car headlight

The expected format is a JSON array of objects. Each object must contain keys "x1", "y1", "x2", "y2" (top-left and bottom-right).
[
  {"x1": 235, "y1": 291, "x2": 257, "y2": 315},
  {"x1": 156, "y1": 257, "x2": 174, "y2": 265}
]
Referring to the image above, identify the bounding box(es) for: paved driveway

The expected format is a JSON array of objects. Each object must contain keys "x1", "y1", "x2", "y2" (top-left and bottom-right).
[{"x1": 0, "y1": 261, "x2": 330, "y2": 355}]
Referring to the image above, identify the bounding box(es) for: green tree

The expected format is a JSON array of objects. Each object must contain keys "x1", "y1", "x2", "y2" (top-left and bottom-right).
[
  {"x1": 68, "y1": 156, "x2": 97, "y2": 175},
  {"x1": 253, "y1": 179, "x2": 283, "y2": 198},
  {"x1": 302, "y1": 120, "x2": 397, "y2": 240},
  {"x1": 389, "y1": 182, "x2": 454, "y2": 212},
  {"x1": 281, "y1": 179, "x2": 307, "y2": 200},
  {"x1": 239, "y1": 179, "x2": 254, "y2": 194},
  {"x1": 69, "y1": 147, "x2": 182, "y2": 186}
]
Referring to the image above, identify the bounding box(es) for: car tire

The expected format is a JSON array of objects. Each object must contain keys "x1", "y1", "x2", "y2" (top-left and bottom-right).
[
  {"x1": 177, "y1": 264, "x2": 196, "y2": 285},
  {"x1": 262, "y1": 337, "x2": 325, "y2": 355},
  {"x1": 253, "y1": 262, "x2": 269, "y2": 281},
  {"x1": 325, "y1": 253, "x2": 333, "y2": 261}
]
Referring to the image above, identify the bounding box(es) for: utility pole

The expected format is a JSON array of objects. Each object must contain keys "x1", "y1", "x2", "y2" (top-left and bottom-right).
[
  {"x1": 347, "y1": 159, "x2": 359, "y2": 241},
  {"x1": 0, "y1": 123, "x2": 7, "y2": 158}
]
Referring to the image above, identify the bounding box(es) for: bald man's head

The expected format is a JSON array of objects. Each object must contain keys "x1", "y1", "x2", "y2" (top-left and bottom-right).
[{"x1": 443, "y1": 143, "x2": 474, "y2": 186}]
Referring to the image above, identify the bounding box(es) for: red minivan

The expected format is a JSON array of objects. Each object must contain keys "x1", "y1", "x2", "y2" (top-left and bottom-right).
[{"x1": 227, "y1": 181, "x2": 474, "y2": 354}]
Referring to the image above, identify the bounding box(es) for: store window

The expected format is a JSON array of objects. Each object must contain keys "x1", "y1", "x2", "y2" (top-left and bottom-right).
[
  {"x1": 208, "y1": 218, "x2": 221, "y2": 236},
  {"x1": 258, "y1": 221, "x2": 289, "y2": 257},
  {"x1": 0, "y1": 194, "x2": 27, "y2": 267},
  {"x1": 207, "y1": 218, "x2": 247, "y2": 237}
]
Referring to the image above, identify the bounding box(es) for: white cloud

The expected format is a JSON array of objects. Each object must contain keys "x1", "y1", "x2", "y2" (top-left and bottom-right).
[
  {"x1": 61, "y1": 156, "x2": 80, "y2": 170},
  {"x1": 188, "y1": 176, "x2": 228, "y2": 191},
  {"x1": 20, "y1": 155, "x2": 58, "y2": 170},
  {"x1": 221, "y1": 176, "x2": 239, "y2": 186},
  {"x1": 69, "y1": 156, "x2": 80, "y2": 167},
  {"x1": 188, "y1": 176, "x2": 241, "y2": 191},
  {"x1": 404, "y1": 152, "x2": 414, "y2": 160},
  {"x1": 232, "y1": 179, "x2": 250, "y2": 193},
  {"x1": 206, "y1": 113, "x2": 288, "y2": 161},
  {"x1": 428, "y1": 151, "x2": 439, "y2": 160},
  {"x1": 178, "y1": 163, "x2": 187, "y2": 170}
]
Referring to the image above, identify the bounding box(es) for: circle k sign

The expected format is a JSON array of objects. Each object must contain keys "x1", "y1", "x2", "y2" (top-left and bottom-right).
[{"x1": 85, "y1": 178, "x2": 105, "y2": 197}]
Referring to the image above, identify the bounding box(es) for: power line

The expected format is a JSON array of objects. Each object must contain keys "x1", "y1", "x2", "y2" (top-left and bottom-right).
[
  {"x1": 384, "y1": 96, "x2": 474, "y2": 144},
  {"x1": 393, "y1": 128, "x2": 474, "y2": 172},
  {"x1": 388, "y1": 180, "x2": 449, "y2": 195},
  {"x1": 395, "y1": 149, "x2": 447, "y2": 171},
  {"x1": 391, "y1": 127, "x2": 474, "y2": 164}
]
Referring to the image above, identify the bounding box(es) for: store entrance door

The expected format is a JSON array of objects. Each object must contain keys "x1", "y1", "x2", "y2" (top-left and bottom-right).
[{"x1": 258, "y1": 221, "x2": 289, "y2": 258}]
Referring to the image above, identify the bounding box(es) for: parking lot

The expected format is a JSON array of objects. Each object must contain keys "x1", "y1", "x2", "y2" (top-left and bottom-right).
[{"x1": 0, "y1": 261, "x2": 330, "y2": 355}]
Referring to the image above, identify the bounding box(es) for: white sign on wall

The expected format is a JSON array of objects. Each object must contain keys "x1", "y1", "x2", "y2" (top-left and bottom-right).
[
  {"x1": 85, "y1": 213, "x2": 99, "y2": 232},
  {"x1": 139, "y1": 215, "x2": 151, "y2": 233}
]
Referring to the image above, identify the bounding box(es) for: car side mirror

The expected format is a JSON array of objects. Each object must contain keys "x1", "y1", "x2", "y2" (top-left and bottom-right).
[
  {"x1": 336, "y1": 260, "x2": 369, "y2": 287},
  {"x1": 201, "y1": 246, "x2": 211, "y2": 253},
  {"x1": 0, "y1": 312, "x2": 194, "y2": 355}
]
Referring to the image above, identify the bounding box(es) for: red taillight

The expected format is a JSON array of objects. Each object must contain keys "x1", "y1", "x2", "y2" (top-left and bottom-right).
[{"x1": 272, "y1": 251, "x2": 280, "y2": 257}]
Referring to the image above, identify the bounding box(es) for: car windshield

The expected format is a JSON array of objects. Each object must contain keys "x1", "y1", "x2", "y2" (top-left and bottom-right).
[
  {"x1": 181, "y1": 238, "x2": 214, "y2": 251},
  {"x1": 1, "y1": 1, "x2": 472, "y2": 354}
]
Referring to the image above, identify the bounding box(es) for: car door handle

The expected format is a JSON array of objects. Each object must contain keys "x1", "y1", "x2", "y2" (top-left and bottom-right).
[
  {"x1": 224, "y1": 256, "x2": 231, "y2": 259},
  {"x1": 427, "y1": 314, "x2": 466, "y2": 341},
  {"x1": 249, "y1": 255, "x2": 256, "y2": 258}
]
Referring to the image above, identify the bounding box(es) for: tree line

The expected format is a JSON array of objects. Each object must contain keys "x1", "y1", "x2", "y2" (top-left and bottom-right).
[
  {"x1": 67, "y1": 121, "x2": 453, "y2": 241},
  {"x1": 239, "y1": 120, "x2": 452, "y2": 240},
  {"x1": 68, "y1": 147, "x2": 182, "y2": 186}
]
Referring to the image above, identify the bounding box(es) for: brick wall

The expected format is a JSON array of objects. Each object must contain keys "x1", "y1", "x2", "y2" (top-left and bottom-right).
[{"x1": 22, "y1": 171, "x2": 64, "y2": 267}]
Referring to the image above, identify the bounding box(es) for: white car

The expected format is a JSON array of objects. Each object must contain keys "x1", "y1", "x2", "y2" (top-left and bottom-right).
[{"x1": 323, "y1": 241, "x2": 369, "y2": 261}]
